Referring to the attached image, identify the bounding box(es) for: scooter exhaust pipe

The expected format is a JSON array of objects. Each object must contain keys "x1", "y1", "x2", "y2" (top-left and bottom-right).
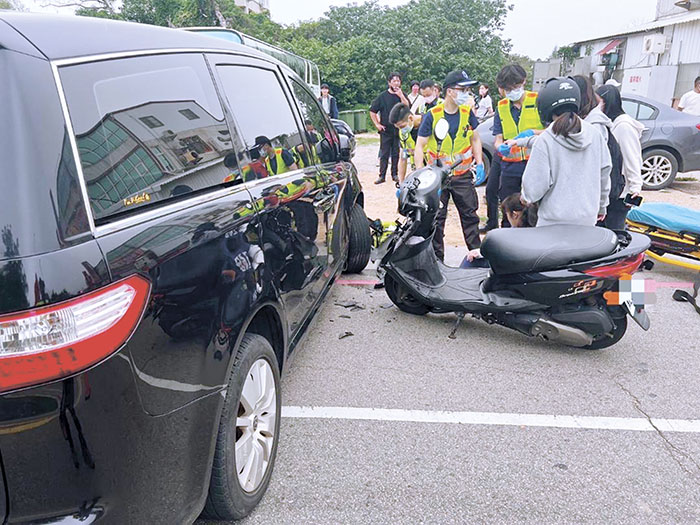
[{"x1": 530, "y1": 319, "x2": 593, "y2": 347}]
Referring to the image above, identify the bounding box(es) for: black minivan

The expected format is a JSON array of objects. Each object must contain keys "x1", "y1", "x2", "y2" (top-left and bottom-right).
[{"x1": 0, "y1": 13, "x2": 370, "y2": 524}]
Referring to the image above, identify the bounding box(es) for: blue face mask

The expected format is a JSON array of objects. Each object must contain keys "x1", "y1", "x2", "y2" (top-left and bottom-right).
[{"x1": 506, "y1": 87, "x2": 525, "y2": 102}]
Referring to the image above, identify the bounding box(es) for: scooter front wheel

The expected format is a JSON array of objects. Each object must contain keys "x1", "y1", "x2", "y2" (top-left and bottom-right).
[{"x1": 385, "y1": 274, "x2": 430, "y2": 316}]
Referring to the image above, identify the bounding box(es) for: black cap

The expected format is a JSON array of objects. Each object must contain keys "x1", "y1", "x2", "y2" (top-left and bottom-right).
[
  {"x1": 443, "y1": 70, "x2": 478, "y2": 89},
  {"x1": 254, "y1": 135, "x2": 272, "y2": 147},
  {"x1": 320, "y1": 83, "x2": 329, "y2": 89}
]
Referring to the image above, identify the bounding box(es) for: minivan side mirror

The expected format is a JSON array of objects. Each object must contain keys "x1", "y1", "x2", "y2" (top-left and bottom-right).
[{"x1": 339, "y1": 134, "x2": 353, "y2": 162}]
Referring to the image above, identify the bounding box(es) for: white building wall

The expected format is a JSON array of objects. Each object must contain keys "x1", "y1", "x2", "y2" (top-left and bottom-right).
[
  {"x1": 656, "y1": 0, "x2": 688, "y2": 20},
  {"x1": 233, "y1": 0, "x2": 269, "y2": 13},
  {"x1": 622, "y1": 33, "x2": 658, "y2": 69},
  {"x1": 669, "y1": 20, "x2": 700, "y2": 63}
]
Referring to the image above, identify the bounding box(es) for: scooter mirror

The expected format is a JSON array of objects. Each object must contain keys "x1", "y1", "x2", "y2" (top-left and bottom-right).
[{"x1": 434, "y1": 118, "x2": 449, "y2": 141}]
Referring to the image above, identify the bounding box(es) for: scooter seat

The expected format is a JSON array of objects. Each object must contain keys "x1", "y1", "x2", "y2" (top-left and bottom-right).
[{"x1": 481, "y1": 226, "x2": 619, "y2": 275}]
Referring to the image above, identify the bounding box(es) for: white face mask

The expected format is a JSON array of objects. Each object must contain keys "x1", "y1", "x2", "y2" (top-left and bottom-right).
[
  {"x1": 506, "y1": 87, "x2": 525, "y2": 102},
  {"x1": 455, "y1": 91, "x2": 470, "y2": 106},
  {"x1": 423, "y1": 94, "x2": 436, "y2": 104},
  {"x1": 400, "y1": 123, "x2": 413, "y2": 136}
]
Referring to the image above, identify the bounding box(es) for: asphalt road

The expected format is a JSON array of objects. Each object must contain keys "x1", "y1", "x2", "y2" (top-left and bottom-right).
[{"x1": 198, "y1": 251, "x2": 700, "y2": 524}]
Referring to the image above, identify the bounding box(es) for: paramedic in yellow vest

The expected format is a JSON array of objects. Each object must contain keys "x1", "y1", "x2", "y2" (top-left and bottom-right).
[
  {"x1": 414, "y1": 70, "x2": 485, "y2": 261},
  {"x1": 255, "y1": 135, "x2": 298, "y2": 176},
  {"x1": 484, "y1": 65, "x2": 544, "y2": 230},
  {"x1": 413, "y1": 79, "x2": 442, "y2": 115},
  {"x1": 388, "y1": 102, "x2": 423, "y2": 183}
]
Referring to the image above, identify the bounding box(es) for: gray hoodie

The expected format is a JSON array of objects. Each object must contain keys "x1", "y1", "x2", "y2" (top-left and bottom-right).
[
  {"x1": 585, "y1": 105, "x2": 612, "y2": 141},
  {"x1": 521, "y1": 119, "x2": 611, "y2": 227}
]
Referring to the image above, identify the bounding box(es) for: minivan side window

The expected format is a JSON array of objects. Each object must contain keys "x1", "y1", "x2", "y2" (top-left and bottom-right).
[
  {"x1": 216, "y1": 65, "x2": 306, "y2": 178},
  {"x1": 289, "y1": 78, "x2": 339, "y2": 165},
  {"x1": 60, "y1": 54, "x2": 236, "y2": 222}
]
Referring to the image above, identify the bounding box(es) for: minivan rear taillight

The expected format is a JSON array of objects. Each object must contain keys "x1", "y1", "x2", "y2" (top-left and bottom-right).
[{"x1": 0, "y1": 275, "x2": 150, "y2": 393}]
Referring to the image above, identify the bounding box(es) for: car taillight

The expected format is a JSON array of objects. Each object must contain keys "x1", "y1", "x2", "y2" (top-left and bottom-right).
[
  {"x1": 583, "y1": 253, "x2": 645, "y2": 279},
  {"x1": 696, "y1": 124, "x2": 700, "y2": 131},
  {"x1": 0, "y1": 275, "x2": 150, "y2": 393}
]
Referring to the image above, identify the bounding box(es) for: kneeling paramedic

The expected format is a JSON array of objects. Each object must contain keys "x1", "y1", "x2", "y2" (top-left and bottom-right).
[{"x1": 414, "y1": 70, "x2": 485, "y2": 261}]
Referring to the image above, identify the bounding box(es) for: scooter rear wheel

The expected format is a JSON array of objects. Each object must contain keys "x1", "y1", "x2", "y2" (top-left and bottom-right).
[
  {"x1": 582, "y1": 315, "x2": 628, "y2": 350},
  {"x1": 385, "y1": 274, "x2": 430, "y2": 316}
]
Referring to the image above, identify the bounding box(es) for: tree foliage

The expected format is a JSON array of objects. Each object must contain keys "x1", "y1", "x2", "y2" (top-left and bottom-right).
[
  {"x1": 0, "y1": 0, "x2": 24, "y2": 10},
  {"x1": 77, "y1": 0, "x2": 514, "y2": 109}
]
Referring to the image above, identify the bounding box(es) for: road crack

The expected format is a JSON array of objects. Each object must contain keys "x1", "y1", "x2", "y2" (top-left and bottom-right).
[{"x1": 614, "y1": 379, "x2": 700, "y2": 485}]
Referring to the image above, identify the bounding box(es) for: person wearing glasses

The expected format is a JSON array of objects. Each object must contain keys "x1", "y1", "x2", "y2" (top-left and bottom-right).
[{"x1": 413, "y1": 70, "x2": 485, "y2": 261}]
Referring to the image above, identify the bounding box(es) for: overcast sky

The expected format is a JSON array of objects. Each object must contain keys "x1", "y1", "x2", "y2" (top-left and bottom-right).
[
  {"x1": 269, "y1": 0, "x2": 658, "y2": 60},
  {"x1": 22, "y1": 0, "x2": 659, "y2": 60}
]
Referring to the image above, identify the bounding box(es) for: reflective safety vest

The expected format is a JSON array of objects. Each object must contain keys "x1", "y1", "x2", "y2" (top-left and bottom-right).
[
  {"x1": 294, "y1": 143, "x2": 319, "y2": 169},
  {"x1": 265, "y1": 148, "x2": 292, "y2": 175},
  {"x1": 417, "y1": 96, "x2": 444, "y2": 115},
  {"x1": 399, "y1": 128, "x2": 418, "y2": 166},
  {"x1": 425, "y1": 104, "x2": 474, "y2": 176},
  {"x1": 497, "y1": 91, "x2": 543, "y2": 162}
]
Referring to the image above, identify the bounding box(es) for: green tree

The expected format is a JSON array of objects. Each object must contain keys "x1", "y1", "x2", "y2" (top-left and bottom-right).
[
  {"x1": 0, "y1": 0, "x2": 24, "y2": 9},
  {"x1": 76, "y1": 0, "x2": 516, "y2": 110}
]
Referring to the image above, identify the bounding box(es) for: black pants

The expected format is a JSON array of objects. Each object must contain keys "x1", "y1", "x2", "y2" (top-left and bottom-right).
[
  {"x1": 379, "y1": 130, "x2": 400, "y2": 180},
  {"x1": 433, "y1": 176, "x2": 481, "y2": 261},
  {"x1": 484, "y1": 155, "x2": 501, "y2": 229},
  {"x1": 599, "y1": 197, "x2": 629, "y2": 230}
]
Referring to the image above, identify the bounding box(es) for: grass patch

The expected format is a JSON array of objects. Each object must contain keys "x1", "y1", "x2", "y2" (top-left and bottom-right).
[
  {"x1": 675, "y1": 176, "x2": 698, "y2": 182},
  {"x1": 356, "y1": 136, "x2": 380, "y2": 146}
]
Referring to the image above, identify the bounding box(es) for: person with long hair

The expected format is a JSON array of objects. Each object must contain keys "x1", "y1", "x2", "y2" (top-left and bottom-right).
[
  {"x1": 461, "y1": 193, "x2": 537, "y2": 267},
  {"x1": 596, "y1": 84, "x2": 644, "y2": 230},
  {"x1": 573, "y1": 75, "x2": 611, "y2": 138},
  {"x1": 520, "y1": 77, "x2": 611, "y2": 226}
]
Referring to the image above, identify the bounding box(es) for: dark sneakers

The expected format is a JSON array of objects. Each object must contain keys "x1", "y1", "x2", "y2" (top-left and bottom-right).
[
  {"x1": 479, "y1": 223, "x2": 498, "y2": 234},
  {"x1": 374, "y1": 178, "x2": 386, "y2": 184}
]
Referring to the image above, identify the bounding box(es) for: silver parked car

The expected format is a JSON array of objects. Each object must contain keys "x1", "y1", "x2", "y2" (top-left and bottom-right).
[{"x1": 476, "y1": 93, "x2": 700, "y2": 190}]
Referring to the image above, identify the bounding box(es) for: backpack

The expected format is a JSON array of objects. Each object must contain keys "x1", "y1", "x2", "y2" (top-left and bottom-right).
[{"x1": 606, "y1": 130, "x2": 625, "y2": 201}]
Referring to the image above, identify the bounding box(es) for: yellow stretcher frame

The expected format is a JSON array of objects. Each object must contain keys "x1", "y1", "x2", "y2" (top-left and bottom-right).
[{"x1": 626, "y1": 219, "x2": 700, "y2": 271}]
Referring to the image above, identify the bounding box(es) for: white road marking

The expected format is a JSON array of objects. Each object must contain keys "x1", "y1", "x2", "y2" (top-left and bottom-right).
[{"x1": 282, "y1": 406, "x2": 700, "y2": 434}]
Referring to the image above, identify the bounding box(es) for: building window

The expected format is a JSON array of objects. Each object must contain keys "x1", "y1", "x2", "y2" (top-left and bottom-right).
[
  {"x1": 139, "y1": 115, "x2": 164, "y2": 129},
  {"x1": 179, "y1": 108, "x2": 200, "y2": 120},
  {"x1": 152, "y1": 145, "x2": 175, "y2": 172}
]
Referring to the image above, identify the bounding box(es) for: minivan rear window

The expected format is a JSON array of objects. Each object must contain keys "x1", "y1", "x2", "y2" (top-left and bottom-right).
[{"x1": 60, "y1": 54, "x2": 236, "y2": 222}]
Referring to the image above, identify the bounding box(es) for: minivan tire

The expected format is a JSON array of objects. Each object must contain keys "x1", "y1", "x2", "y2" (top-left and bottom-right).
[
  {"x1": 202, "y1": 333, "x2": 281, "y2": 521},
  {"x1": 345, "y1": 204, "x2": 371, "y2": 273},
  {"x1": 642, "y1": 148, "x2": 678, "y2": 190}
]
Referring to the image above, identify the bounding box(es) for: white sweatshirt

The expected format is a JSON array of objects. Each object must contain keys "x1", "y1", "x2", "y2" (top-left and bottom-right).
[{"x1": 610, "y1": 114, "x2": 645, "y2": 196}]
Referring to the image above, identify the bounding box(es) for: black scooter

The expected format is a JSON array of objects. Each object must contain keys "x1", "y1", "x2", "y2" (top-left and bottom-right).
[{"x1": 376, "y1": 156, "x2": 651, "y2": 350}]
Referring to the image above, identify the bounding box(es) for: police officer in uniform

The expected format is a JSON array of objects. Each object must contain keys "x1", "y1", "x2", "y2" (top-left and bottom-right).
[{"x1": 414, "y1": 70, "x2": 486, "y2": 261}]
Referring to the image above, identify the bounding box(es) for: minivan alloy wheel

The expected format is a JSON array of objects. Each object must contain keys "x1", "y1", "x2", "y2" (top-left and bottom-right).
[{"x1": 236, "y1": 358, "x2": 277, "y2": 493}]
